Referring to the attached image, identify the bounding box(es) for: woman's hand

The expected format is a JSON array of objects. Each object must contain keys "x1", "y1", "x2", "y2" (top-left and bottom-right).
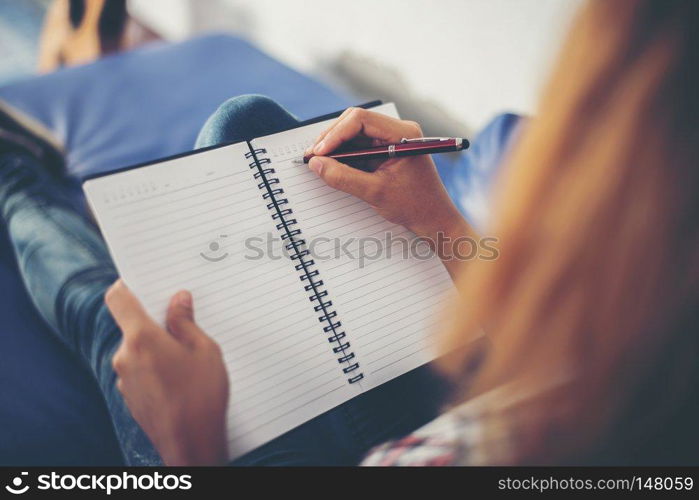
[
  {"x1": 306, "y1": 107, "x2": 474, "y2": 277},
  {"x1": 105, "y1": 280, "x2": 229, "y2": 466}
]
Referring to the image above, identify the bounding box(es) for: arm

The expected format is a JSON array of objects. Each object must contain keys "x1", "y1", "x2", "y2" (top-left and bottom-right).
[{"x1": 305, "y1": 107, "x2": 476, "y2": 280}]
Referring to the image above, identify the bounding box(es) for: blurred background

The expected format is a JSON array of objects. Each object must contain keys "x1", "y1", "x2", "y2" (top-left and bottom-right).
[{"x1": 1, "y1": 0, "x2": 581, "y2": 134}]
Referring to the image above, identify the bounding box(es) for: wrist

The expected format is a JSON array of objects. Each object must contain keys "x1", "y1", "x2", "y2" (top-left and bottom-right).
[
  {"x1": 409, "y1": 204, "x2": 472, "y2": 244},
  {"x1": 408, "y1": 206, "x2": 475, "y2": 280}
]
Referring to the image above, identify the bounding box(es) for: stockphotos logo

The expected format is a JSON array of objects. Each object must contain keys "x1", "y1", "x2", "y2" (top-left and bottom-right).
[
  {"x1": 5, "y1": 472, "x2": 29, "y2": 495},
  {"x1": 3, "y1": 471, "x2": 192, "y2": 496}
]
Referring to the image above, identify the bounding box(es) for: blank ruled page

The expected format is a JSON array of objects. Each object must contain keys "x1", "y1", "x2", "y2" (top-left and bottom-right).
[
  {"x1": 252, "y1": 104, "x2": 456, "y2": 392},
  {"x1": 83, "y1": 142, "x2": 356, "y2": 460}
]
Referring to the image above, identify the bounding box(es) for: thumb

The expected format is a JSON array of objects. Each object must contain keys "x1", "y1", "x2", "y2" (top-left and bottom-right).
[
  {"x1": 166, "y1": 290, "x2": 205, "y2": 348},
  {"x1": 309, "y1": 156, "x2": 380, "y2": 201}
]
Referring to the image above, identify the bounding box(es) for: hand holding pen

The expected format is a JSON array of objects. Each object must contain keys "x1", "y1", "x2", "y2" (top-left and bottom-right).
[
  {"x1": 302, "y1": 107, "x2": 473, "y2": 279},
  {"x1": 303, "y1": 107, "x2": 469, "y2": 166}
]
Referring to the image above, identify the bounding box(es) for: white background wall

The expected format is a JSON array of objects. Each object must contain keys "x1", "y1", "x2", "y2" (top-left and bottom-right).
[{"x1": 131, "y1": 0, "x2": 582, "y2": 132}]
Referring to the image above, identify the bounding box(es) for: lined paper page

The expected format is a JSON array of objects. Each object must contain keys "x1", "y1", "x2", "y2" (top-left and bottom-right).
[
  {"x1": 252, "y1": 104, "x2": 455, "y2": 392},
  {"x1": 83, "y1": 142, "x2": 356, "y2": 460}
]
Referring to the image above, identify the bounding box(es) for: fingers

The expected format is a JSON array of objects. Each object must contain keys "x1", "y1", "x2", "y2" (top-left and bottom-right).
[
  {"x1": 310, "y1": 108, "x2": 422, "y2": 157},
  {"x1": 165, "y1": 290, "x2": 206, "y2": 348},
  {"x1": 106, "y1": 280, "x2": 210, "y2": 352},
  {"x1": 309, "y1": 156, "x2": 382, "y2": 202},
  {"x1": 105, "y1": 279, "x2": 153, "y2": 337},
  {"x1": 305, "y1": 107, "x2": 354, "y2": 155}
]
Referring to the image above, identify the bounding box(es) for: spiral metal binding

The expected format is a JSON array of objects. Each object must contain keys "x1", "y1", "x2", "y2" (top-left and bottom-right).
[{"x1": 246, "y1": 146, "x2": 364, "y2": 385}]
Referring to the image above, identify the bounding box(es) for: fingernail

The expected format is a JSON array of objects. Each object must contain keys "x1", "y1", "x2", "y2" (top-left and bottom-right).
[
  {"x1": 309, "y1": 156, "x2": 324, "y2": 176},
  {"x1": 304, "y1": 146, "x2": 313, "y2": 156},
  {"x1": 177, "y1": 290, "x2": 192, "y2": 308},
  {"x1": 313, "y1": 140, "x2": 326, "y2": 155}
]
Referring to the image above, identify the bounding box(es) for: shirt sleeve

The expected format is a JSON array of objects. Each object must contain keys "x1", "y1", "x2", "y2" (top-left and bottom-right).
[
  {"x1": 361, "y1": 434, "x2": 459, "y2": 466},
  {"x1": 360, "y1": 384, "x2": 521, "y2": 466}
]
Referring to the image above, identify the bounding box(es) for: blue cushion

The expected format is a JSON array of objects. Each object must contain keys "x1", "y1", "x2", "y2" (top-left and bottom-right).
[
  {"x1": 0, "y1": 34, "x2": 518, "y2": 464},
  {"x1": 436, "y1": 113, "x2": 522, "y2": 232},
  {"x1": 0, "y1": 34, "x2": 354, "y2": 178}
]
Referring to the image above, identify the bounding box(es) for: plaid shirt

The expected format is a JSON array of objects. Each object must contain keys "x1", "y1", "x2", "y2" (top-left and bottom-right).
[{"x1": 361, "y1": 379, "x2": 560, "y2": 466}]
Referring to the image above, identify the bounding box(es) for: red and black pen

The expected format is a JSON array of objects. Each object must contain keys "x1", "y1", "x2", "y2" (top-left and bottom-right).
[{"x1": 302, "y1": 137, "x2": 469, "y2": 164}]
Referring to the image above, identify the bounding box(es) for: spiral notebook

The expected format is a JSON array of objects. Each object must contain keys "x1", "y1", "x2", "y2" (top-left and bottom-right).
[{"x1": 83, "y1": 102, "x2": 455, "y2": 460}]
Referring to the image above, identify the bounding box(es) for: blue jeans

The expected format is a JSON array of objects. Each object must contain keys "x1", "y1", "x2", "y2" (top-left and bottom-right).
[{"x1": 0, "y1": 95, "x2": 447, "y2": 466}]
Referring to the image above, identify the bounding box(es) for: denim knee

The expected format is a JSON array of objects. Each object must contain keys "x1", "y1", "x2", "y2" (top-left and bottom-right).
[
  {"x1": 215, "y1": 95, "x2": 289, "y2": 123},
  {"x1": 195, "y1": 94, "x2": 300, "y2": 148},
  {"x1": 55, "y1": 267, "x2": 120, "y2": 361}
]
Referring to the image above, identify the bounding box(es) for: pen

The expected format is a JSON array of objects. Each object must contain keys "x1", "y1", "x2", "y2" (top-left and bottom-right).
[{"x1": 302, "y1": 137, "x2": 470, "y2": 164}]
